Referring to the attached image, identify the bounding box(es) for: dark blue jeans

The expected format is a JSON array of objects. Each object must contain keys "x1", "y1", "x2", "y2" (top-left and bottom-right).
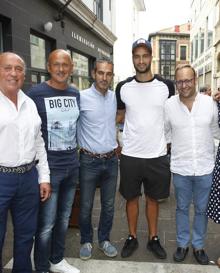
[
  {"x1": 0, "y1": 167, "x2": 39, "y2": 273},
  {"x1": 79, "y1": 153, "x2": 118, "y2": 244},
  {"x1": 34, "y1": 167, "x2": 78, "y2": 272}
]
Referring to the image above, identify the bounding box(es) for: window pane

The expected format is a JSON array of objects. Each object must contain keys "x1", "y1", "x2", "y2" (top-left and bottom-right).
[
  {"x1": 195, "y1": 35, "x2": 198, "y2": 58},
  {"x1": 159, "y1": 40, "x2": 176, "y2": 80},
  {"x1": 30, "y1": 34, "x2": 46, "y2": 69},
  {"x1": 180, "y1": 46, "x2": 187, "y2": 60},
  {"x1": 191, "y1": 41, "x2": 194, "y2": 62},
  {"x1": 69, "y1": 49, "x2": 90, "y2": 90},
  {"x1": 31, "y1": 74, "x2": 38, "y2": 85},
  {"x1": 72, "y1": 52, "x2": 89, "y2": 77},
  {"x1": 207, "y1": 13, "x2": 213, "y2": 48},
  {"x1": 40, "y1": 75, "x2": 46, "y2": 82},
  {"x1": 200, "y1": 30, "x2": 204, "y2": 54},
  {"x1": 95, "y1": 0, "x2": 103, "y2": 21}
]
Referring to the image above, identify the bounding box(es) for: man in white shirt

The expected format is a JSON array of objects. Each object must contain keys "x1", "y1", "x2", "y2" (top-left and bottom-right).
[
  {"x1": 165, "y1": 64, "x2": 220, "y2": 265},
  {"x1": 116, "y1": 38, "x2": 175, "y2": 259},
  {"x1": 0, "y1": 52, "x2": 50, "y2": 273}
]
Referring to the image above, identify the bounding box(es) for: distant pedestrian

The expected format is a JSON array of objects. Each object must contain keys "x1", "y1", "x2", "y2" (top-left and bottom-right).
[
  {"x1": 0, "y1": 52, "x2": 50, "y2": 273},
  {"x1": 28, "y1": 49, "x2": 80, "y2": 273},
  {"x1": 116, "y1": 38, "x2": 175, "y2": 259},
  {"x1": 199, "y1": 85, "x2": 211, "y2": 96},
  {"x1": 165, "y1": 64, "x2": 220, "y2": 265},
  {"x1": 78, "y1": 58, "x2": 118, "y2": 260}
]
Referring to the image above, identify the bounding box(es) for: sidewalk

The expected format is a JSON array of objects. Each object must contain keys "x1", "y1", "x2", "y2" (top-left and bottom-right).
[{"x1": 3, "y1": 180, "x2": 220, "y2": 272}]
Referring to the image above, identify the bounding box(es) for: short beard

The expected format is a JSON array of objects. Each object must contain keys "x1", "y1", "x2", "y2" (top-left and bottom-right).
[{"x1": 134, "y1": 64, "x2": 151, "y2": 74}]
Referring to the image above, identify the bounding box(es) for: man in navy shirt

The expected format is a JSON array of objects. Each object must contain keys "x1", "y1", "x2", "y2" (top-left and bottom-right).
[
  {"x1": 28, "y1": 49, "x2": 80, "y2": 273},
  {"x1": 77, "y1": 58, "x2": 118, "y2": 260}
]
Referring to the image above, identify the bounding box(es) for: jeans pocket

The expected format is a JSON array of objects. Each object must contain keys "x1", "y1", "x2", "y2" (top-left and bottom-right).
[{"x1": 80, "y1": 154, "x2": 95, "y2": 165}]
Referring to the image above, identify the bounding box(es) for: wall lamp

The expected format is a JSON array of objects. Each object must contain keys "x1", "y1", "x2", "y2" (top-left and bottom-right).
[
  {"x1": 43, "y1": 21, "x2": 53, "y2": 32},
  {"x1": 43, "y1": 0, "x2": 71, "y2": 32}
]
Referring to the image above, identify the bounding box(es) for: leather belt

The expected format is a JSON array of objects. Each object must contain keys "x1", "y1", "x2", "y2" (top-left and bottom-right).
[
  {"x1": 80, "y1": 148, "x2": 116, "y2": 159},
  {"x1": 0, "y1": 160, "x2": 38, "y2": 174}
]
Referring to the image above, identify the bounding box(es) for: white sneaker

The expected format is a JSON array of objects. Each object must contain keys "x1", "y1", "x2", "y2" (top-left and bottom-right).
[{"x1": 50, "y1": 258, "x2": 80, "y2": 273}]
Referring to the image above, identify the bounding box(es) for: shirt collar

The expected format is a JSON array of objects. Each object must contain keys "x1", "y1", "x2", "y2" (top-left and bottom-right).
[
  {"x1": 177, "y1": 91, "x2": 199, "y2": 103},
  {"x1": 0, "y1": 89, "x2": 27, "y2": 108},
  {"x1": 91, "y1": 83, "x2": 110, "y2": 97}
]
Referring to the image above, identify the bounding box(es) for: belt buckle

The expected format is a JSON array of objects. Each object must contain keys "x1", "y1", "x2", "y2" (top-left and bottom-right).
[{"x1": 99, "y1": 153, "x2": 106, "y2": 159}]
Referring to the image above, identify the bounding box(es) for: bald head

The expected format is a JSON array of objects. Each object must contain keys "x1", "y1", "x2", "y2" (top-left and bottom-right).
[
  {"x1": 48, "y1": 49, "x2": 72, "y2": 66},
  {"x1": 47, "y1": 49, "x2": 73, "y2": 89},
  {"x1": 0, "y1": 52, "x2": 25, "y2": 98},
  {"x1": 0, "y1": 52, "x2": 25, "y2": 70}
]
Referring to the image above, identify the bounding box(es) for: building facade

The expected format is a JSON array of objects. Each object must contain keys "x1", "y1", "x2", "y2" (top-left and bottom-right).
[
  {"x1": 190, "y1": 0, "x2": 218, "y2": 91},
  {"x1": 148, "y1": 23, "x2": 191, "y2": 81},
  {"x1": 213, "y1": 0, "x2": 220, "y2": 90},
  {"x1": 113, "y1": 0, "x2": 146, "y2": 85},
  {"x1": 0, "y1": 0, "x2": 116, "y2": 91}
]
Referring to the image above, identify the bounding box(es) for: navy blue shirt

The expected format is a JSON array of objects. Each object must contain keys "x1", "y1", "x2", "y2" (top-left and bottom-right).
[{"x1": 28, "y1": 82, "x2": 80, "y2": 169}]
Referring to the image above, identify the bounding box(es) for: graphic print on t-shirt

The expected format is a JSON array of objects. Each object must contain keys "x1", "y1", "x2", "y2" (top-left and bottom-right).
[{"x1": 44, "y1": 96, "x2": 79, "y2": 151}]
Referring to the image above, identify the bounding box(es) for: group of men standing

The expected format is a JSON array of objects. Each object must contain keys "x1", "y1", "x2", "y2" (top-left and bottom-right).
[{"x1": 0, "y1": 36, "x2": 219, "y2": 273}]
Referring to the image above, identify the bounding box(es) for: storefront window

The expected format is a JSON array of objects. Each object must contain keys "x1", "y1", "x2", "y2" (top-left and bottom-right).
[
  {"x1": 30, "y1": 34, "x2": 46, "y2": 69},
  {"x1": 68, "y1": 49, "x2": 91, "y2": 90},
  {"x1": 72, "y1": 52, "x2": 89, "y2": 77},
  {"x1": 29, "y1": 33, "x2": 53, "y2": 85}
]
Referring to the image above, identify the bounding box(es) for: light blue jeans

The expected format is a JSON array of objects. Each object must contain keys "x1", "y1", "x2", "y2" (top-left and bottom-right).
[
  {"x1": 34, "y1": 167, "x2": 78, "y2": 272},
  {"x1": 173, "y1": 173, "x2": 212, "y2": 249}
]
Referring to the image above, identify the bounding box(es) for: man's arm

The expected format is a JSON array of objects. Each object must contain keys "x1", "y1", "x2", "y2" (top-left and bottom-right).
[
  {"x1": 35, "y1": 128, "x2": 51, "y2": 201},
  {"x1": 116, "y1": 109, "x2": 125, "y2": 124},
  {"x1": 164, "y1": 103, "x2": 172, "y2": 144},
  {"x1": 211, "y1": 101, "x2": 220, "y2": 139}
]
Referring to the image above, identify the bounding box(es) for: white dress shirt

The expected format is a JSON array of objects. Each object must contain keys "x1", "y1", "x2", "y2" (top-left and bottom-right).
[
  {"x1": 165, "y1": 93, "x2": 220, "y2": 176},
  {"x1": 0, "y1": 90, "x2": 50, "y2": 183}
]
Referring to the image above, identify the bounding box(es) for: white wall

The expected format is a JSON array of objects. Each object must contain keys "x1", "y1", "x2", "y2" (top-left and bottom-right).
[
  {"x1": 80, "y1": 0, "x2": 147, "y2": 85},
  {"x1": 191, "y1": 0, "x2": 216, "y2": 89},
  {"x1": 81, "y1": 0, "x2": 113, "y2": 31},
  {"x1": 81, "y1": 0, "x2": 93, "y2": 11},
  {"x1": 113, "y1": 0, "x2": 146, "y2": 85}
]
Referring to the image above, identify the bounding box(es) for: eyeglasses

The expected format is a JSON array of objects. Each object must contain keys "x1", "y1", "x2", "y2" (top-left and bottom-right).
[{"x1": 175, "y1": 78, "x2": 194, "y2": 88}]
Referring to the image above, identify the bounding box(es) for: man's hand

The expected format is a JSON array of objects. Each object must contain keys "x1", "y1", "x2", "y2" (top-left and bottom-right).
[
  {"x1": 115, "y1": 145, "x2": 122, "y2": 158},
  {"x1": 213, "y1": 91, "x2": 220, "y2": 102},
  {"x1": 39, "y1": 182, "x2": 51, "y2": 202}
]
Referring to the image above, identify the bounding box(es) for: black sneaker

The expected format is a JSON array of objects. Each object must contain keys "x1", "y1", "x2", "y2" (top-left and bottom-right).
[
  {"x1": 147, "y1": 235, "x2": 167, "y2": 259},
  {"x1": 173, "y1": 247, "x2": 189, "y2": 262},
  {"x1": 193, "y1": 249, "x2": 209, "y2": 265},
  {"x1": 121, "y1": 235, "x2": 139, "y2": 258}
]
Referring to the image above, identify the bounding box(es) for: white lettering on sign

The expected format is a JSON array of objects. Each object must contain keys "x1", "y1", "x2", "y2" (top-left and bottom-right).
[
  {"x1": 71, "y1": 31, "x2": 111, "y2": 58},
  {"x1": 72, "y1": 32, "x2": 95, "y2": 49}
]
